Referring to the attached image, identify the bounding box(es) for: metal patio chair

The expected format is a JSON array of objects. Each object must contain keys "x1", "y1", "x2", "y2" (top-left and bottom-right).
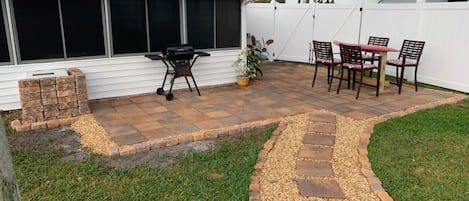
[
  {"x1": 332, "y1": 44, "x2": 380, "y2": 99},
  {"x1": 386, "y1": 39, "x2": 425, "y2": 94},
  {"x1": 363, "y1": 36, "x2": 389, "y2": 77},
  {"x1": 312, "y1": 40, "x2": 341, "y2": 87}
]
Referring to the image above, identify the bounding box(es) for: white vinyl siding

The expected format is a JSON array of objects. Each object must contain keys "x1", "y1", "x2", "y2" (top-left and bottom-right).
[
  {"x1": 0, "y1": 0, "x2": 247, "y2": 111},
  {"x1": 0, "y1": 49, "x2": 239, "y2": 110}
]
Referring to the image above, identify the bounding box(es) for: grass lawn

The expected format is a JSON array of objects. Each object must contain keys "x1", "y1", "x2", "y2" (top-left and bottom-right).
[
  {"x1": 368, "y1": 98, "x2": 469, "y2": 200},
  {"x1": 12, "y1": 126, "x2": 275, "y2": 201}
]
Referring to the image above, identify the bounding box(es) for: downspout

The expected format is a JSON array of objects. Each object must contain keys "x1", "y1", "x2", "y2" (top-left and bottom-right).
[
  {"x1": 241, "y1": 0, "x2": 254, "y2": 48},
  {"x1": 272, "y1": 0, "x2": 276, "y2": 59},
  {"x1": 4, "y1": 0, "x2": 18, "y2": 64},
  {"x1": 310, "y1": 1, "x2": 318, "y2": 64},
  {"x1": 358, "y1": 4, "x2": 363, "y2": 44}
]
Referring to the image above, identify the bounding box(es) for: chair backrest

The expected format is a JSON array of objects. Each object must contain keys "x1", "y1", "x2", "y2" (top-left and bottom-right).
[
  {"x1": 368, "y1": 36, "x2": 390, "y2": 47},
  {"x1": 398, "y1": 40, "x2": 425, "y2": 61},
  {"x1": 313, "y1": 40, "x2": 334, "y2": 61},
  {"x1": 339, "y1": 44, "x2": 363, "y2": 65}
]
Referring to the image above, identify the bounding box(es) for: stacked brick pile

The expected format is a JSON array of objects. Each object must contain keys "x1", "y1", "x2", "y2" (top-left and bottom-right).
[{"x1": 11, "y1": 68, "x2": 90, "y2": 131}]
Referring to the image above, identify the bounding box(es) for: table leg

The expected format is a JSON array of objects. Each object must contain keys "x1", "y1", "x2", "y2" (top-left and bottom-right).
[{"x1": 378, "y1": 51, "x2": 387, "y2": 93}]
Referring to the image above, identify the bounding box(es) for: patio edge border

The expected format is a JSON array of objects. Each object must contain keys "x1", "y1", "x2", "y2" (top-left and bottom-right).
[
  {"x1": 115, "y1": 118, "x2": 281, "y2": 156},
  {"x1": 248, "y1": 119, "x2": 287, "y2": 201}
]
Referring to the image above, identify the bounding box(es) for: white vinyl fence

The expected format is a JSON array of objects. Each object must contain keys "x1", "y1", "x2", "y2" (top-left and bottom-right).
[{"x1": 247, "y1": 2, "x2": 469, "y2": 93}]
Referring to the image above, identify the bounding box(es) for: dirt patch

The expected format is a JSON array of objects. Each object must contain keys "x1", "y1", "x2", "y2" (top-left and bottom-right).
[
  {"x1": 7, "y1": 126, "x2": 81, "y2": 154},
  {"x1": 7, "y1": 126, "x2": 218, "y2": 169},
  {"x1": 97, "y1": 140, "x2": 217, "y2": 169},
  {"x1": 3, "y1": 109, "x2": 219, "y2": 169}
]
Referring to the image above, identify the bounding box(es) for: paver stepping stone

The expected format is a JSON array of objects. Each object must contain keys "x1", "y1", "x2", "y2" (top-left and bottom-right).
[
  {"x1": 296, "y1": 161, "x2": 334, "y2": 177},
  {"x1": 298, "y1": 145, "x2": 333, "y2": 160},
  {"x1": 297, "y1": 179, "x2": 345, "y2": 199},
  {"x1": 309, "y1": 113, "x2": 336, "y2": 124},
  {"x1": 303, "y1": 133, "x2": 335, "y2": 146},
  {"x1": 308, "y1": 123, "x2": 336, "y2": 134}
]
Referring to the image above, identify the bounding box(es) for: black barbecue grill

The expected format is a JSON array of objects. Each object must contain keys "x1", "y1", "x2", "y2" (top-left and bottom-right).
[{"x1": 145, "y1": 45, "x2": 210, "y2": 101}]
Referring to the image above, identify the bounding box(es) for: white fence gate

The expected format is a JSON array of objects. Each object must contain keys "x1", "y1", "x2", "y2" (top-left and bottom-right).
[{"x1": 247, "y1": 2, "x2": 469, "y2": 93}]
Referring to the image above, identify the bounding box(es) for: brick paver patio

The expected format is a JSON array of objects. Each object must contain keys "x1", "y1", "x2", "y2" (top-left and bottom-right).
[
  {"x1": 90, "y1": 62, "x2": 458, "y2": 148},
  {"x1": 88, "y1": 61, "x2": 464, "y2": 199}
]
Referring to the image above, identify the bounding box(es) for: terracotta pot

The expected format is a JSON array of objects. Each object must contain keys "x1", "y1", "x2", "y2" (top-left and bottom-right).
[{"x1": 236, "y1": 76, "x2": 250, "y2": 86}]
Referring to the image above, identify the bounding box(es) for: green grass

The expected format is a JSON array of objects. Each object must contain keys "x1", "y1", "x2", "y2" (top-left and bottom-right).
[
  {"x1": 368, "y1": 98, "x2": 469, "y2": 201},
  {"x1": 13, "y1": 126, "x2": 275, "y2": 201},
  {"x1": 1, "y1": 110, "x2": 19, "y2": 135}
]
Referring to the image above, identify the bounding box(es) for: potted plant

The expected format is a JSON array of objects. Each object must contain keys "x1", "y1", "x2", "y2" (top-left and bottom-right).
[
  {"x1": 249, "y1": 34, "x2": 274, "y2": 61},
  {"x1": 233, "y1": 47, "x2": 260, "y2": 86}
]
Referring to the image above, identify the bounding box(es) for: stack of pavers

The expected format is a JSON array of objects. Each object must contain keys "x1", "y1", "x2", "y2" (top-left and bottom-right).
[{"x1": 11, "y1": 68, "x2": 90, "y2": 131}]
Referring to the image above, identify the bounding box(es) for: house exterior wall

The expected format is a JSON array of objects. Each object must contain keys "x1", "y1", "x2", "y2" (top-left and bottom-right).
[
  {"x1": 0, "y1": 50, "x2": 239, "y2": 111},
  {"x1": 0, "y1": 0, "x2": 248, "y2": 111},
  {"x1": 247, "y1": 2, "x2": 469, "y2": 93}
]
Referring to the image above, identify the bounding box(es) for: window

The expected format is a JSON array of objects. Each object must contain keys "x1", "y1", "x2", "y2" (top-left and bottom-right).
[
  {"x1": 13, "y1": 0, "x2": 64, "y2": 60},
  {"x1": 110, "y1": 0, "x2": 147, "y2": 54},
  {"x1": 110, "y1": 0, "x2": 181, "y2": 54},
  {"x1": 186, "y1": 0, "x2": 240, "y2": 49},
  {"x1": 216, "y1": 0, "x2": 240, "y2": 48},
  {"x1": 148, "y1": 0, "x2": 181, "y2": 52},
  {"x1": 61, "y1": 0, "x2": 105, "y2": 57},
  {"x1": 186, "y1": 0, "x2": 214, "y2": 49},
  {"x1": 0, "y1": 4, "x2": 10, "y2": 63},
  {"x1": 5, "y1": 0, "x2": 240, "y2": 64},
  {"x1": 12, "y1": 0, "x2": 105, "y2": 62}
]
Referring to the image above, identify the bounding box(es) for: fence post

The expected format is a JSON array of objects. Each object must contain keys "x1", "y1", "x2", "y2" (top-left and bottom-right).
[{"x1": 0, "y1": 115, "x2": 21, "y2": 201}]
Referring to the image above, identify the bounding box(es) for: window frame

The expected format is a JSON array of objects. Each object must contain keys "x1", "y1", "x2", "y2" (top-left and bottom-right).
[
  {"x1": 109, "y1": 0, "x2": 185, "y2": 56},
  {"x1": 10, "y1": 0, "x2": 108, "y2": 64},
  {"x1": 215, "y1": 0, "x2": 241, "y2": 49},
  {"x1": 12, "y1": 0, "x2": 65, "y2": 62},
  {"x1": 108, "y1": 0, "x2": 148, "y2": 56},
  {"x1": 2, "y1": 0, "x2": 241, "y2": 64},
  {"x1": 0, "y1": 0, "x2": 13, "y2": 65},
  {"x1": 147, "y1": 0, "x2": 182, "y2": 53},
  {"x1": 60, "y1": 0, "x2": 108, "y2": 58},
  {"x1": 185, "y1": 0, "x2": 241, "y2": 51},
  {"x1": 186, "y1": 0, "x2": 215, "y2": 49}
]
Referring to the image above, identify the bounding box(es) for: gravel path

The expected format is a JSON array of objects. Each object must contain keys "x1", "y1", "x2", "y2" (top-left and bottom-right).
[
  {"x1": 72, "y1": 111, "x2": 378, "y2": 200},
  {"x1": 70, "y1": 94, "x2": 466, "y2": 200},
  {"x1": 260, "y1": 111, "x2": 378, "y2": 201},
  {"x1": 71, "y1": 114, "x2": 117, "y2": 155}
]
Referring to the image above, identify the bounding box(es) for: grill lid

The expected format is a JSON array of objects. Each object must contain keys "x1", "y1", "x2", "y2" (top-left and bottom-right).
[{"x1": 165, "y1": 45, "x2": 194, "y2": 61}]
